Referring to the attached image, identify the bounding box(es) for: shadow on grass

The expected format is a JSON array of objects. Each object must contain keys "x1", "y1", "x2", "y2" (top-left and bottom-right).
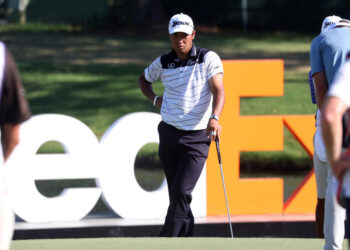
[
  {"x1": 19, "y1": 62, "x2": 162, "y2": 135},
  {"x1": 5, "y1": 32, "x2": 312, "y2": 74}
]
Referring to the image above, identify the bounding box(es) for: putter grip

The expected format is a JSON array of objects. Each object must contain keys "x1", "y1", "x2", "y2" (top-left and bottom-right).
[{"x1": 215, "y1": 138, "x2": 222, "y2": 164}]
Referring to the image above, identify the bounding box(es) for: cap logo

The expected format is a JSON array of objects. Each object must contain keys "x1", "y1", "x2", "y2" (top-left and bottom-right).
[
  {"x1": 172, "y1": 21, "x2": 190, "y2": 28},
  {"x1": 323, "y1": 21, "x2": 334, "y2": 30}
]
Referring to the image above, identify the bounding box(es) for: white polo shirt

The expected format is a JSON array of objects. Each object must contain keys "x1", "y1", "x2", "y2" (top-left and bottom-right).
[{"x1": 145, "y1": 45, "x2": 223, "y2": 131}]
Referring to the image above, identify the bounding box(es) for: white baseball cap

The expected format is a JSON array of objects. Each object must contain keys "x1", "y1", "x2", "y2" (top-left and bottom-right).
[
  {"x1": 334, "y1": 19, "x2": 350, "y2": 28},
  {"x1": 321, "y1": 15, "x2": 341, "y2": 33},
  {"x1": 168, "y1": 13, "x2": 194, "y2": 35}
]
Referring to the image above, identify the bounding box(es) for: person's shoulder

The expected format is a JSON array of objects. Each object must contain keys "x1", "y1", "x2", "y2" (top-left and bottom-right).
[
  {"x1": 310, "y1": 34, "x2": 325, "y2": 51},
  {"x1": 160, "y1": 50, "x2": 173, "y2": 58},
  {"x1": 193, "y1": 46, "x2": 214, "y2": 54},
  {"x1": 159, "y1": 50, "x2": 174, "y2": 66},
  {"x1": 195, "y1": 46, "x2": 209, "y2": 54},
  {"x1": 311, "y1": 34, "x2": 323, "y2": 45},
  {"x1": 202, "y1": 49, "x2": 221, "y2": 61}
]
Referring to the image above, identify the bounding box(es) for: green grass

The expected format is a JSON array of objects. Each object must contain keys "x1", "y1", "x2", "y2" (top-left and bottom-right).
[
  {"x1": 0, "y1": 23, "x2": 81, "y2": 33},
  {"x1": 11, "y1": 237, "x2": 347, "y2": 250},
  {"x1": 4, "y1": 31, "x2": 314, "y2": 144},
  {"x1": 240, "y1": 80, "x2": 316, "y2": 115},
  {"x1": 2, "y1": 30, "x2": 317, "y2": 200},
  {"x1": 21, "y1": 62, "x2": 155, "y2": 137}
]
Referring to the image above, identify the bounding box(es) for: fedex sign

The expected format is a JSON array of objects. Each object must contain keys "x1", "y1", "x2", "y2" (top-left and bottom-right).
[
  {"x1": 5, "y1": 60, "x2": 317, "y2": 223},
  {"x1": 5, "y1": 112, "x2": 207, "y2": 222}
]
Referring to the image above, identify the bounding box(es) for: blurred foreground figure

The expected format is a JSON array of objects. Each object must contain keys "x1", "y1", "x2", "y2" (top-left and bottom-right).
[
  {"x1": 322, "y1": 53, "x2": 350, "y2": 250},
  {"x1": 310, "y1": 16, "x2": 350, "y2": 250},
  {"x1": 0, "y1": 41, "x2": 31, "y2": 250},
  {"x1": 138, "y1": 13, "x2": 225, "y2": 236},
  {"x1": 309, "y1": 15, "x2": 341, "y2": 239}
]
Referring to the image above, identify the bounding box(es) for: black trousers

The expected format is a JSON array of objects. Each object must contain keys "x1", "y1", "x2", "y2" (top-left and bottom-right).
[{"x1": 158, "y1": 121, "x2": 211, "y2": 237}]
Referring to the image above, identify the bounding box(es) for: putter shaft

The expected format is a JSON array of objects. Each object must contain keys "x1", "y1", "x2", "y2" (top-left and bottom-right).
[{"x1": 215, "y1": 138, "x2": 234, "y2": 238}]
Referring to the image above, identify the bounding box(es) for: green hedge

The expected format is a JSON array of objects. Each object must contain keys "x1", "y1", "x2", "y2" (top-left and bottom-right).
[{"x1": 26, "y1": 0, "x2": 111, "y2": 26}]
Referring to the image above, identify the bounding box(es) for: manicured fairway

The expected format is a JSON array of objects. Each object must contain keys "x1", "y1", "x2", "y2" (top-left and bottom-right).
[{"x1": 11, "y1": 237, "x2": 348, "y2": 250}]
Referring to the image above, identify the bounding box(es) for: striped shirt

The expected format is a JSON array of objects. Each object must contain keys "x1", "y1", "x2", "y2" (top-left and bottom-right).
[{"x1": 145, "y1": 45, "x2": 223, "y2": 130}]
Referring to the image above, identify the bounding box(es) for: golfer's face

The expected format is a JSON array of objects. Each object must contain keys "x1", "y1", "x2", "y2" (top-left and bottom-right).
[{"x1": 170, "y1": 31, "x2": 195, "y2": 57}]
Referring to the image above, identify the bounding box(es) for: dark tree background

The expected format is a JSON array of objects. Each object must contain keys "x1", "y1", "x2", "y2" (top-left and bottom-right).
[{"x1": 1, "y1": 0, "x2": 350, "y2": 32}]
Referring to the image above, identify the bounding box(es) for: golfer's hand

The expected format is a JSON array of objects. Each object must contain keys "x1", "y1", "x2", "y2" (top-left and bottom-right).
[
  {"x1": 333, "y1": 154, "x2": 350, "y2": 180},
  {"x1": 154, "y1": 96, "x2": 163, "y2": 110},
  {"x1": 207, "y1": 119, "x2": 222, "y2": 142}
]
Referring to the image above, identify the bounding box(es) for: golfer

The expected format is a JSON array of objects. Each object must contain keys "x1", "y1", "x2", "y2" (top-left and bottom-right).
[
  {"x1": 0, "y1": 41, "x2": 31, "y2": 250},
  {"x1": 309, "y1": 15, "x2": 342, "y2": 239},
  {"x1": 322, "y1": 53, "x2": 350, "y2": 249},
  {"x1": 138, "y1": 13, "x2": 225, "y2": 237},
  {"x1": 310, "y1": 17, "x2": 350, "y2": 249}
]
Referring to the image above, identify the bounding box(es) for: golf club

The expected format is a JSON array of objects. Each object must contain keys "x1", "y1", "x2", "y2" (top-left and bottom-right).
[{"x1": 215, "y1": 137, "x2": 234, "y2": 238}]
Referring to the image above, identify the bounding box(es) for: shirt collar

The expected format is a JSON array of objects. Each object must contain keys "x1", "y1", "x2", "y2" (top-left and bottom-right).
[
  {"x1": 188, "y1": 44, "x2": 197, "y2": 58},
  {"x1": 171, "y1": 44, "x2": 197, "y2": 61}
]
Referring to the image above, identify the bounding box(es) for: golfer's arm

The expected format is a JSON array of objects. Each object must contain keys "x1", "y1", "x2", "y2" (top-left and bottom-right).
[
  {"x1": 313, "y1": 71, "x2": 328, "y2": 110},
  {"x1": 1, "y1": 123, "x2": 20, "y2": 161},
  {"x1": 138, "y1": 73, "x2": 157, "y2": 104},
  {"x1": 321, "y1": 96, "x2": 347, "y2": 165},
  {"x1": 209, "y1": 73, "x2": 225, "y2": 117}
]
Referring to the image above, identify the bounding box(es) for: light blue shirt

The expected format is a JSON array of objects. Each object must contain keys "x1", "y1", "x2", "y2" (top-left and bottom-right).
[
  {"x1": 310, "y1": 27, "x2": 350, "y2": 87},
  {"x1": 308, "y1": 70, "x2": 316, "y2": 104}
]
